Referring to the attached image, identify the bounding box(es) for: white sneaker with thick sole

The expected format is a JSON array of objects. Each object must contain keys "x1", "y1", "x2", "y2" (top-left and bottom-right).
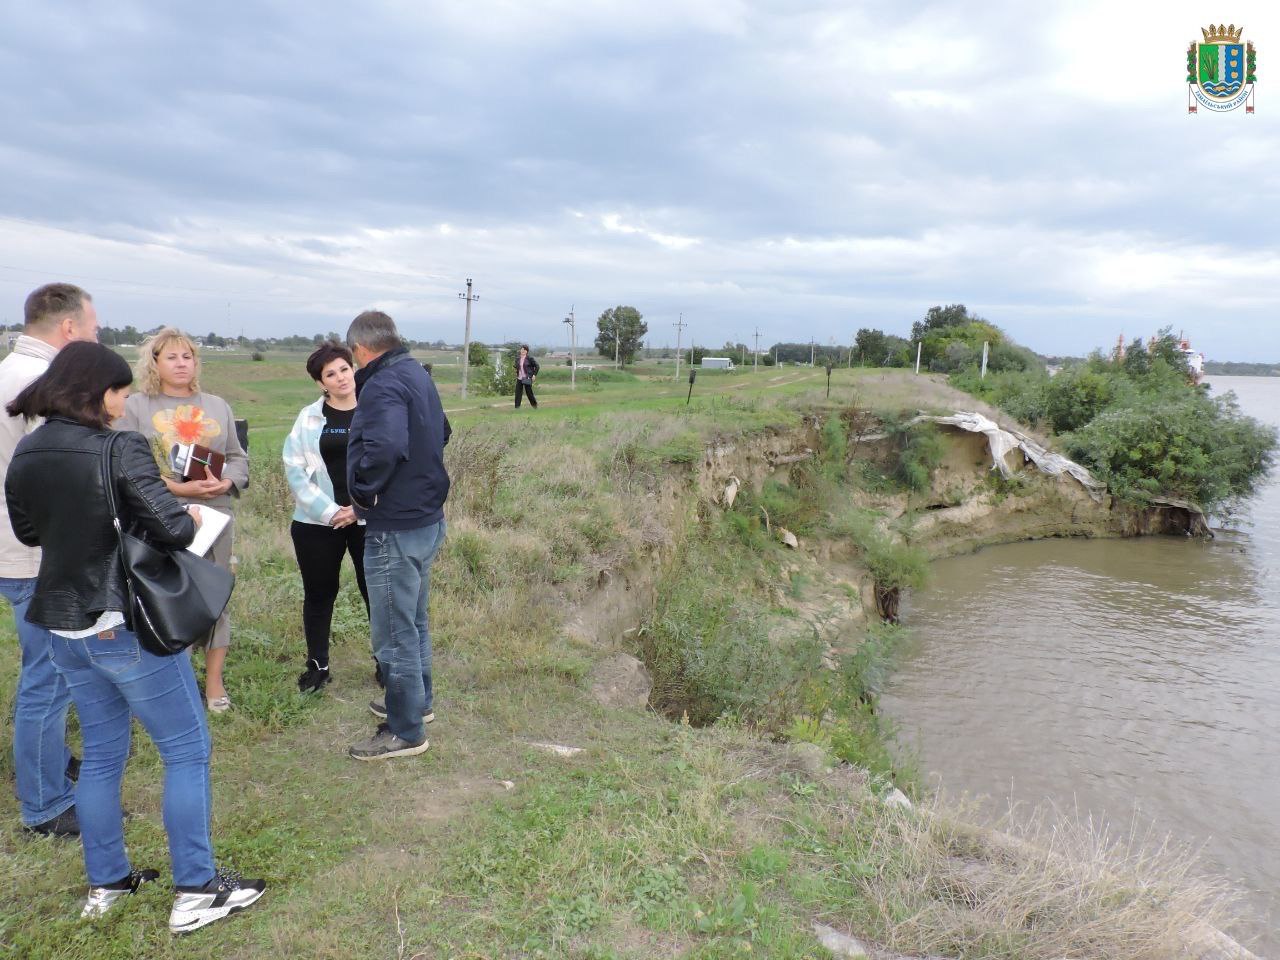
[
  {"x1": 169, "y1": 868, "x2": 266, "y2": 934},
  {"x1": 81, "y1": 868, "x2": 160, "y2": 918}
]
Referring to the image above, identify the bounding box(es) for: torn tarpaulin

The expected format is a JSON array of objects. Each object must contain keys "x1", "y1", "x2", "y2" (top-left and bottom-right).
[{"x1": 912, "y1": 412, "x2": 1108, "y2": 502}]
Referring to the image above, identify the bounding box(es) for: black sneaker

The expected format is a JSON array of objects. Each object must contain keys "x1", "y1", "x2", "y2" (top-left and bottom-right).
[
  {"x1": 348, "y1": 723, "x2": 429, "y2": 761},
  {"x1": 26, "y1": 807, "x2": 80, "y2": 838},
  {"x1": 81, "y1": 868, "x2": 160, "y2": 918},
  {"x1": 297, "y1": 659, "x2": 331, "y2": 693},
  {"x1": 368, "y1": 699, "x2": 434, "y2": 724},
  {"x1": 169, "y1": 867, "x2": 266, "y2": 934}
]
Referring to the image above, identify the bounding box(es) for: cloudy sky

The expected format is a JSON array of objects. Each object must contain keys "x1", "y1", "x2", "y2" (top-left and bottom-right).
[{"x1": 0, "y1": 1, "x2": 1275, "y2": 358}]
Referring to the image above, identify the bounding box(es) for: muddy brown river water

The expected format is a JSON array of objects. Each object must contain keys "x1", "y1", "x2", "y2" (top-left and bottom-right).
[{"x1": 882, "y1": 375, "x2": 1280, "y2": 953}]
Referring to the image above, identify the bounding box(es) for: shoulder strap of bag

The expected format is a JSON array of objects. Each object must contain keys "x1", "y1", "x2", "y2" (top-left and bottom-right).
[
  {"x1": 99, "y1": 431, "x2": 123, "y2": 535},
  {"x1": 99, "y1": 431, "x2": 141, "y2": 618}
]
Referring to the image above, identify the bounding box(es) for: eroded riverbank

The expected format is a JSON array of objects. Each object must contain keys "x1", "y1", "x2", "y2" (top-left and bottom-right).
[{"x1": 881, "y1": 376, "x2": 1280, "y2": 954}]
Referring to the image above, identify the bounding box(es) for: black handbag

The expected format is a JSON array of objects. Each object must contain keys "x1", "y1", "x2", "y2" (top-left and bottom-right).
[{"x1": 100, "y1": 432, "x2": 235, "y2": 656}]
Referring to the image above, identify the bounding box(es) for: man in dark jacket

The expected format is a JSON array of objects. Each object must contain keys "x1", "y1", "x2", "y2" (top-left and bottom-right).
[{"x1": 344, "y1": 311, "x2": 450, "y2": 761}]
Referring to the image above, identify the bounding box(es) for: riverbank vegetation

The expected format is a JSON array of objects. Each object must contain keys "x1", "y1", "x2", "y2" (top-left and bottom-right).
[
  {"x1": 0, "y1": 355, "x2": 1254, "y2": 957},
  {"x1": 952, "y1": 330, "x2": 1278, "y2": 515}
]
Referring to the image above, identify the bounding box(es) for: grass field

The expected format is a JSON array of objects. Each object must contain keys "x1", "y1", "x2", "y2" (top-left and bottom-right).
[{"x1": 0, "y1": 354, "x2": 1243, "y2": 959}]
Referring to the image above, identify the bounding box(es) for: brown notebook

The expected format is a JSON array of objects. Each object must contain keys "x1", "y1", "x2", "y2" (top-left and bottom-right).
[{"x1": 179, "y1": 443, "x2": 225, "y2": 482}]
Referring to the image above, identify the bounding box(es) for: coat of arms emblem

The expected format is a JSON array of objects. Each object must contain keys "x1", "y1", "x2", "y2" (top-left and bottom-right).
[{"x1": 1188, "y1": 24, "x2": 1256, "y2": 113}]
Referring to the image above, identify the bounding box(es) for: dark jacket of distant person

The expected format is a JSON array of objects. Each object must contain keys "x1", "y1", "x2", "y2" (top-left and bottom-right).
[{"x1": 515, "y1": 352, "x2": 540, "y2": 383}]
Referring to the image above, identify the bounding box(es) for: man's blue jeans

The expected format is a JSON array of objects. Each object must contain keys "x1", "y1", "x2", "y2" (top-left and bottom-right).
[
  {"x1": 0, "y1": 577, "x2": 75, "y2": 827},
  {"x1": 50, "y1": 628, "x2": 215, "y2": 888},
  {"x1": 364, "y1": 519, "x2": 446, "y2": 743}
]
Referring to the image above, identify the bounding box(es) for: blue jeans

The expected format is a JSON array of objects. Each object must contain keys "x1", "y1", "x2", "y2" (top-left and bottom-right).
[
  {"x1": 0, "y1": 577, "x2": 75, "y2": 827},
  {"x1": 364, "y1": 519, "x2": 446, "y2": 742},
  {"x1": 50, "y1": 628, "x2": 215, "y2": 888}
]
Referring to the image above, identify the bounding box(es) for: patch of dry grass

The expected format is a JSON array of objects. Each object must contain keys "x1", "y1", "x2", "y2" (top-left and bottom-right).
[{"x1": 829, "y1": 795, "x2": 1246, "y2": 960}]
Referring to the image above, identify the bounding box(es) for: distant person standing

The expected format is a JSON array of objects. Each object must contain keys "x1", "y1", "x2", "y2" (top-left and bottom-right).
[
  {"x1": 0, "y1": 282, "x2": 99, "y2": 837},
  {"x1": 115, "y1": 329, "x2": 248, "y2": 713},
  {"x1": 283, "y1": 342, "x2": 370, "y2": 693},
  {"x1": 345, "y1": 311, "x2": 450, "y2": 761},
  {"x1": 514, "y1": 345, "x2": 539, "y2": 409}
]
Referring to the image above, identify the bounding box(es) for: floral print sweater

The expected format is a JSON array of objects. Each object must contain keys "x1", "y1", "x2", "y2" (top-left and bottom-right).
[{"x1": 115, "y1": 391, "x2": 249, "y2": 511}]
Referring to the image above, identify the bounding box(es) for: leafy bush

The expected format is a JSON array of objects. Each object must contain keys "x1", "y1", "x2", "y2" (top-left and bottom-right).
[
  {"x1": 1043, "y1": 364, "x2": 1126, "y2": 433},
  {"x1": 951, "y1": 329, "x2": 1278, "y2": 512},
  {"x1": 1063, "y1": 389, "x2": 1277, "y2": 513}
]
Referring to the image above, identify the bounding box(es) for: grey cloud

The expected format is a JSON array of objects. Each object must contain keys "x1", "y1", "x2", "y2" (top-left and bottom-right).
[{"x1": 0, "y1": 1, "x2": 1274, "y2": 360}]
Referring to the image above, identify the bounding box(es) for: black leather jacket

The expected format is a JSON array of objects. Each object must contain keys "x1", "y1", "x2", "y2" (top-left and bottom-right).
[{"x1": 4, "y1": 417, "x2": 196, "y2": 632}]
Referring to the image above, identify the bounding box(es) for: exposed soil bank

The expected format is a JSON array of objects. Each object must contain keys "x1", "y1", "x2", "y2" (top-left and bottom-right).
[{"x1": 609, "y1": 411, "x2": 1260, "y2": 959}]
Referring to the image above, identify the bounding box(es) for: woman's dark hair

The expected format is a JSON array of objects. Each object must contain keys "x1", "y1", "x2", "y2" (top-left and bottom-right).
[
  {"x1": 519, "y1": 344, "x2": 530, "y2": 353},
  {"x1": 305, "y1": 341, "x2": 354, "y2": 382},
  {"x1": 6, "y1": 341, "x2": 133, "y2": 429}
]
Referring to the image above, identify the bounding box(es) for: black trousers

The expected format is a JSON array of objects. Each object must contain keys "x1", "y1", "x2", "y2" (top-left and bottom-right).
[
  {"x1": 515, "y1": 380, "x2": 537, "y2": 407},
  {"x1": 290, "y1": 520, "x2": 370, "y2": 666}
]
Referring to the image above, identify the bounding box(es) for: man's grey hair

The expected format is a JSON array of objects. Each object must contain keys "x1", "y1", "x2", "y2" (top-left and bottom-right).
[
  {"x1": 25, "y1": 283, "x2": 92, "y2": 332},
  {"x1": 346, "y1": 310, "x2": 403, "y2": 354}
]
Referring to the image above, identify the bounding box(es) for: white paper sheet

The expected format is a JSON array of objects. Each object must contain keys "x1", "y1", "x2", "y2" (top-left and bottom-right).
[{"x1": 185, "y1": 506, "x2": 231, "y2": 556}]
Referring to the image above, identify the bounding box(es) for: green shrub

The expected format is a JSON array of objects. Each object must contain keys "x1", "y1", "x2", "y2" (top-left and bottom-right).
[
  {"x1": 752, "y1": 478, "x2": 822, "y2": 536},
  {"x1": 1063, "y1": 389, "x2": 1277, "y2": 513},
  {"x1": 951, "y1": 368, "x2": 1050, "y2": 427},
  {"x1": 787, "y1": 624, "x2": 914, "y2": 784},
  {"x1": 640, "y1": 533, "x2": 821, "y2": 727},
  {"x1": 1043, "y1": 365, "x2": 1126, "y2": 433},
  {"x1": 830, "y1": 507, "x2": 928, "y2": 592},
  {"x1": 883, "y1": 421, "x2": 945, "y2": 492}
]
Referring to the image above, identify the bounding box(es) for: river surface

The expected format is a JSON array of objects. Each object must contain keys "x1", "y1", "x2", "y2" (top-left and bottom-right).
[{"x1": 881, "y1": 375, "x2": 1280, "y2": 952}]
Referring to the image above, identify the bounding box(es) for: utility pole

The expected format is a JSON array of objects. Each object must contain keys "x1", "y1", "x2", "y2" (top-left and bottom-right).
[
  {"x1": 753, "y1": 328, "x2": 760, "y2": 373},
  {"x1": 810, "y1": 339, "x2": 815, "y2": 367},
  {"x1": 563, "y1": 306, "x2": 576, "y2": 391},
  {"x1": 673, "y1": 313, "x2": 687, "y2": 382},
  {"x1": 615, "y1": 327, "x2": 620, "y2": 370},
  {"x1": 458, "y1": 278, "x2": 478, "y2": 399}
]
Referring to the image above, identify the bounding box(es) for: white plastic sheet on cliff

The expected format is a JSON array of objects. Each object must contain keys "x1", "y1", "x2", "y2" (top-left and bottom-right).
[{"x1": 913, "y1": 412, "x2": 1108, "y2": 502}]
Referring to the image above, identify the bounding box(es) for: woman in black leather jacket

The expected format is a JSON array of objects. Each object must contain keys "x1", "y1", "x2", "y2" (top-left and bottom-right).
[{"x1": 4, "y1": 342, "x2": 265, "y2": 933}]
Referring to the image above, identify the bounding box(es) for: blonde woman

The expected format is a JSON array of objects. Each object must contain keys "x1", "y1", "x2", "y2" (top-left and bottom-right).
[{"x1": 115, "y1": 329, "x2": 248, "y2": 713}]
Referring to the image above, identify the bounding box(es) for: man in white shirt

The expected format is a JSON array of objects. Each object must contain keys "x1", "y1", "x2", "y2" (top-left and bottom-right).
[{"x1": 0, "y1": 283, "x2": 100, "y2": 836}]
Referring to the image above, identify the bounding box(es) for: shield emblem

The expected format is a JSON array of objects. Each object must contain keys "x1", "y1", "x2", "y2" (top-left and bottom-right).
[{"x1": 1197, "y1": 42, "x2": 1245, "y2": 98}]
